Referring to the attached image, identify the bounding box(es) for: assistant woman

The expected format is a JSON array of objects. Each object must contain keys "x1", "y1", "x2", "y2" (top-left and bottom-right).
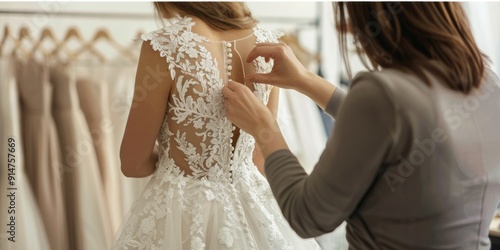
[{"x1": 223, "y1": 2, "x2": 500, "y2": 249}]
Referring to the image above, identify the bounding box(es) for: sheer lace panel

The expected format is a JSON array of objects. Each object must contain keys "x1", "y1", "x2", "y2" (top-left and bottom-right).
[{"x1": 142, "y1": 17, "x2": 283, "y2": 180}]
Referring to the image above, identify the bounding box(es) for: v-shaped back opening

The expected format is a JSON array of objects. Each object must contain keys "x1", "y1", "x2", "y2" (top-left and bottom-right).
[{"x1": 172, "y1": 17, "x2": 259, "y2": 175}]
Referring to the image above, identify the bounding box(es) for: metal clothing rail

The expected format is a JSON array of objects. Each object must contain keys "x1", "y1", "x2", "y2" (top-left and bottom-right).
[
  {"x1": 0, "y1": 10, "x2": 154, "y2": 19},
  {"x1": 0, "y1": 9, "x2": 318, "y2": 26}
]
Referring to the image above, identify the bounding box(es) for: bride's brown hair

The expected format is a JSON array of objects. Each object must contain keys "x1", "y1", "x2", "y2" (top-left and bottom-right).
[
  {"x1": 336, "y1": 2, "x2": 488, "y2": 94},
  {"x1": 154, "y1": 2, "x2": 258, "y2": 31}
]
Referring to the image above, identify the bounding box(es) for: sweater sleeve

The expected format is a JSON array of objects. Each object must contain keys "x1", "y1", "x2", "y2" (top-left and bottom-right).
[
  {"x1": 324, "y1": 87, "x2": 347, "y2": 118},
  {"x1": 264, "y1": 75, "x2": 398, "y2": 238}
]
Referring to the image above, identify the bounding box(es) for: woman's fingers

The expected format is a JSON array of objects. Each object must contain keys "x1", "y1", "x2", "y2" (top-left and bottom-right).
[
  {"x1": 223, "y1": 80, "x2": 273, "y2": 137},
  {"x1": 246, "y1": 42, "x2": 289, "y2": 63},
  {"x1": 227, "y1": 80, "x2": 247, "y2": 92},
  {"x1": 223, "y1": 80, "x2": 250, "y2": 100},
  {"x1": 245, "y1": 43, "x2": 288, "y2": 85},
  {"x1": 245, "y1": 42, "x2": 308, "y2": 90},
  {"x1": 222, "y1": 83, "x2": 234, "y2": 98}
]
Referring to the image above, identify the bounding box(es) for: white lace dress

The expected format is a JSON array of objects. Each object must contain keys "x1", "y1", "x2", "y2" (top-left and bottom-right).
[{"x1": 111, "y1": 17, "x2": 320, "y2": 250}]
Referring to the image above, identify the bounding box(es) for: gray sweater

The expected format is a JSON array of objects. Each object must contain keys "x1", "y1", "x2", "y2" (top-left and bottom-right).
[{"x1": 265, "y1": 68, "x2": 500, "y2": 250}]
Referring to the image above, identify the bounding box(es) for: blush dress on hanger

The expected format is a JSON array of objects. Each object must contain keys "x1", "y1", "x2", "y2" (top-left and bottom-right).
[
  {"x1": 76, "y1": 73, "x2": 123, "y2": 233},
  {"x1": 50, "y1": 64, "x2": 113, "y2": 250},
  {"x1": 14, "y1": 58, "x2": 68, "y2": 250},
  {"x1": 111, "y1": 17, "x2": 320, "y2": 250}
]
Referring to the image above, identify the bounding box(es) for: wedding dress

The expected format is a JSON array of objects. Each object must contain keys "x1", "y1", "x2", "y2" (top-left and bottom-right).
[{"x1": 111, "y1": 17, "x2": 320, "y2": 250}]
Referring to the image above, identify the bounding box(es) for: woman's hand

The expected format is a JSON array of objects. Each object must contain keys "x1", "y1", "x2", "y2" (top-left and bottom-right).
[
  {"x1": 245, "y1": 42, "x2": 313, "y2": 92},
  {"x1": 222, "y1": 81, "x2": 275, "y2": 136},
  {"x1": 246, "y1": 42, "x2": 337, "y2": 110},
  {"x1": 222, "y1": 81, "x2": 288, "y2": 158}
]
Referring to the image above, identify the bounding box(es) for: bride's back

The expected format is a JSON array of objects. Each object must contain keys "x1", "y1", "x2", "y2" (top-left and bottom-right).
[
  {"x1": 142, "y1": 14, "x2": 282, "y2": 180},
  {"x1": 113, "y1": 4, "x2": 322, "y2": 249}
]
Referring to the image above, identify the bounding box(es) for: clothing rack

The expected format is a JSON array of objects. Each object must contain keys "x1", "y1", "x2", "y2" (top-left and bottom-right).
[
  {"x1": 0, "y1": 9, "x2": 319, "y2": 27},
  {"x1": 0, "y1": 10, "x2": 152, "y2": 19},
  {"x1": 1, "y1": 4, "x2": 323, "y2": 64}
]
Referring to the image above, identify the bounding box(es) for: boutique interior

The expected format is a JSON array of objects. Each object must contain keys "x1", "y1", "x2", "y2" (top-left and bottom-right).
[{"x1": 0, "y1": 2, "x2": 499, "y2": 250}]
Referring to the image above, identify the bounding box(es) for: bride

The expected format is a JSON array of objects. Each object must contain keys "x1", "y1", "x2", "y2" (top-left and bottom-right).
[{"x1": 111, "y1": 2, "x2": 320, "y2": 249}]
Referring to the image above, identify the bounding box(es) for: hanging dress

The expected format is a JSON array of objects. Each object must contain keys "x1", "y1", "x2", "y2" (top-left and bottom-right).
[
  {"x1": 0, "y1": 58, "x2": 51, "y2": 250},
  {"x1": 12, "y1": 58, "x2": 68, "y2": 250},
  {"x1": 76, "y1": 74, "x2": 123, "y2": 233},
  {"x1": 50, "y1": 63, "x2": 113, "y2": 250},
  {"x1": 104, "y1": 61, "x2": 152, "y2": 215}
]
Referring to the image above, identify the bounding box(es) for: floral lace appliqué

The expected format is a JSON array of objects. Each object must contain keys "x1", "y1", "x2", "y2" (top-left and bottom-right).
[{"x1": 111, "y1": 17, "x2": 318, "y2": 250}]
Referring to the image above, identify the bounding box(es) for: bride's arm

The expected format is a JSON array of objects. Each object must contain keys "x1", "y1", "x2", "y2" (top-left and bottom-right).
[{"x1": 120, "y1": 41, "x2": 172, "y2": 178}]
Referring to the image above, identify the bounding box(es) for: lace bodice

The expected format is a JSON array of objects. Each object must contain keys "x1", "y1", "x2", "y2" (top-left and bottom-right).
[
  {"x1": 111, "y1": 18, "x2": 321, "y2": 250},
  {"x1": 141, "y1": 17, "x2": 283, "y2": 181}
]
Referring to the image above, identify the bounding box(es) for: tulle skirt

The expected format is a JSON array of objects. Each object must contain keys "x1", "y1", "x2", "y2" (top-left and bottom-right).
[{"x1": 111, "y1": 156, "x2": 320, "y2": 250}]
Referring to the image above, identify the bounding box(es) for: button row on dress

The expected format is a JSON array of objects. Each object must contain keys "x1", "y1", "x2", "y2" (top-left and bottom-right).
[
  {"x1": 225, "y1": 41, "x2": 238, "y2": 182},
  {"x1": 229, "y1": 193, "x2": 254, "y2": 247},
  {"x1": 224, "y1": 42, "x2": 233, "y2": 78},
  {"x1": 225, "y1": 41, "x2": 256, "y2": 249},
  {"x1": 240, "y1": 208, "x2": 256, "y2": 248}
]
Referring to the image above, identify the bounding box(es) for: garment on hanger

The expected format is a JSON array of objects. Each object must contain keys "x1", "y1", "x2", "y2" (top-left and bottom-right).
[
  {"x1": 13, "y1": 58, "x2": 68, "y2": 250},
  {"x1": 50, "y1": 63, "x2": 113, "y2": 250},
  {"x1": 277, "y1": 33, "x2": 327, "y2": 173},
  {"x1": 317, "y1": 69, "x2": 335, "y2": 137},
  {"x1": 75, "y1": 63, "x2": 123, "y2": 233},
  {"x1": 0, "y1": 58, "x2": 51, "y2": 250},
  {"x1": 277, "y1": 89, "x2": 327, "y2": 173}
]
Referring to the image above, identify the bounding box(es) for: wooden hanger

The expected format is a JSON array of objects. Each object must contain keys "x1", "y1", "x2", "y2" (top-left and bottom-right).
[
  {"x1": 52, "y1": 27, "x2": 105, "y2": 62},
  {"x1": 10, "y1": 27, "x2": 33, "y2": 58},
  {"x1": 31, "y1": 27, "x2": 60, "y2": 60},
  {"x1": 74, "y1": 28, "x2": 136, "y2": 62},
  {"x1": 0, "y1": 26, "x2": 12, "y2": 57},
  {"x1": 126, "y1": 30, "x2": 144, "y2": 59},
  {"x1": 97, "y1": 29, "x2": 137, "y2": 61},
  {"x1": 280, "y1": 32, "x2": 319, "y2": 68}
]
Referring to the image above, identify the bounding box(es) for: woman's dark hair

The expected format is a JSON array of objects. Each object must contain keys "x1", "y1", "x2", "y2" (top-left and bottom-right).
[{"x1": 335, "y1": 2, "x2": 488, "y2": 94}]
